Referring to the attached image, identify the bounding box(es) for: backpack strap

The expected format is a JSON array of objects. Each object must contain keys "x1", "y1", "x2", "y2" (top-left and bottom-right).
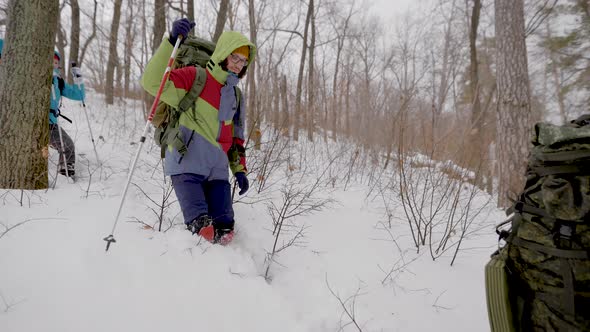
[
  {"x1": 234, "y1": 86, "x2": 242, "y2": 127},
  {"x1": 57, "y1": 77, "x2": 65, "y2": 95},
  {"x1": 162, "y1": 66, "x2": 207, "y2": 159},
  {"x1": 235, "y1": 86, "x2": 241, "y2": 109},
  {"x1": 177, "y1": 66, "x2": 207, "y2": 113}
]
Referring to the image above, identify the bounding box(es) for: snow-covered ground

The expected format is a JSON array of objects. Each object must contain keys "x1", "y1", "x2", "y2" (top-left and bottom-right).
[{"x1": 0, "y1": 91, "x2": 500, "y2": 331}]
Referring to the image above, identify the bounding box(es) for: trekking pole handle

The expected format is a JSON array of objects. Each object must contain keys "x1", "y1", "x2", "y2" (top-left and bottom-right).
[
  {"x1": 70, "y1": 61, "x2": 86, "y2": 107},
  {"x1": 147, "y1": 37, "x2": 183, "y2": 122}
]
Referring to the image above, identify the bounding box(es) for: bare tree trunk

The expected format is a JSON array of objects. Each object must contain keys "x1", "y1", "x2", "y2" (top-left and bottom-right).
[
  {"x1": 187, "y1": 0, "x2": 194, "y2": 26},
  {"x1": 469, "y1": 0, "x2": 482, "y2": 130},
  {"x1": 545, "y1": 21, "x2": 567, "y2": 124},
  {"x1": 141, "y1": 0, "x2": 152, "y2": 118},
  {"x1": 495, "y1": 0, "x2": 532, "y2": 208},
  {"x1": 0, "y1": 0, "x2": 59, "y2": 189},
  {"x1": 213, "y1": 0, "x2": 230, "y2": 42},
  {"x1": 105, "y1": 0, "x2": 123, "y2": 105},
  {"x1": 435, "y1": 0, "x2": 457, "y2": 115},
  {"x1": 345, "y1": 56, "x2": 352, "y2": 137},
  {"x1": 152, "y1": 0, "x2": 166, "y2": 54},
  {"x1": 281, "y1": 74, "x2": 289, "y2": 136},
  {"x1": 330, "y1": 4, "x2": 355, "y2": 141},
  {"x1": 468, "y1": 0, "x2": 489, "y2": 190},
  {"x1": 124, "y1": 0, "x2": 134, "y2": 98},
  {"x1": 247, "y1": 0, "x2": 259, "y2": 149},
  {"x1": 79, "y1": 0, "x2": 97, "y2": 66},
  {"x1": 67, "y1": 0, "x2": 80, "y2": 84},
  {"x1": 272, "y1": 71, "x2": 280, "y2": 130},
  {"x1": 306, "y1": 0, "x2": 315, "y2": 141},
  {"x1": 55, "y1": 23, "x2": 66, "y2": 70},
  {"x1": 294, "y1": 0, "x2": 313, "y2": 141},
  {"x1": 54, "y1": 1, "x2": 67, "y2": 65}
]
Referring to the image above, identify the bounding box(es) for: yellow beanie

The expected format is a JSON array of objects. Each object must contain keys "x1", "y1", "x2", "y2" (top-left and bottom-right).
[{"x1": 233, "y1": 45, "x2": 250, "y2": 60}]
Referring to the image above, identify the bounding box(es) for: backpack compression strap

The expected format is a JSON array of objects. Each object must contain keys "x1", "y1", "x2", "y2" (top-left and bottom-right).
[
  {"x1": 162, "y1": 66, "x2": 207, "y2": 159},
  {"x1": 235, "y1": 87, "x2": 241, "y2": 113},
  {"x1": 506, "y1": 200, "x2": 589, "y2": 318},
  {"x1": 178, "y1": 66, "x2": 207, "y2": 113}
]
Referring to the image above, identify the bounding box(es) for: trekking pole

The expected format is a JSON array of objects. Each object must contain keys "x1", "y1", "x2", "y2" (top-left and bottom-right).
[
  {"x1": 51, "y1": 83, "x2": 73, "y2": 182},
  {"x1": 55, "y1": 118, "x2": 73, "y2": 181},
  {"x1": 103, "y1": 37, "x2": 183, "y2": 251},
  {"x1": 71, "y1": 62, "x2": 101, "y2": 167}
]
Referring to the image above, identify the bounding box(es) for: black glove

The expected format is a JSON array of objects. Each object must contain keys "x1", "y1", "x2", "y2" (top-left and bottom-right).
[
  {"x1": 235, "y1": 172, "x2": 249, "y2": 195},
  {"x1": 169, "y1": 18, "x2": 195, "y2": 45}
]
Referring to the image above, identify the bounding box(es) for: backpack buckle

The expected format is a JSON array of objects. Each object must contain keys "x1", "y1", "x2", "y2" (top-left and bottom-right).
[{"x1": 553, "y1": 221, "x2": 576, "y2": 249}]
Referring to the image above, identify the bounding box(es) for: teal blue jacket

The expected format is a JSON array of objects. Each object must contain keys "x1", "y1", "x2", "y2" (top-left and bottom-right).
[{"x1": 50, "y1": 69, "x2": 85, "y2": 125}]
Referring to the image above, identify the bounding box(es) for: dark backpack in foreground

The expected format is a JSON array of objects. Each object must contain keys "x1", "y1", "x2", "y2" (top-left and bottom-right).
[
  {"x1": 486, "y1": 115, "x2": 590, "y2": 331},
  {"x1": 152, "y1": 36, "x2": 241, "y2": 158}
]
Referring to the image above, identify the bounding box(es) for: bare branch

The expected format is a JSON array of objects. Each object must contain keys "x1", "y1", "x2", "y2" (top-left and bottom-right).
[{"x1": 325, "y1": 275, "x2": 366, "y2": 332}]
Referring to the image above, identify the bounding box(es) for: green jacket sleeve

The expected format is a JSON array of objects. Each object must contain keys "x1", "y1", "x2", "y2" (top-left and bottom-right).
[{"x1": 140, "y1": 39, "x2": 186, "y2": 109}]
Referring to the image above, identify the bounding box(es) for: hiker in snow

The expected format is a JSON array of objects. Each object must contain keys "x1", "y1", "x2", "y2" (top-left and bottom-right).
[
  {"x1": 141, "y1": 18, "x2": 255, "y2": 244},
  {"x1": 50, "y1": 50, "x2": 85, "y2": 177},
  {"x1": 0, "y1": 40, "x2": 84, "y2": 175}
]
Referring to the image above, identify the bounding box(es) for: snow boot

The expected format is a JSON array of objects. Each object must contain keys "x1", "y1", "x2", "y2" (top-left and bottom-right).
[
  {"x1": 215, "y1": 228, "x2": 234, "y2": 245},
  {"x1": 59, "y1": 163, "x2": 75, "y2": 177},
  {"x1": 187, "y1": 215, "x2": 213, "y2": 236}
]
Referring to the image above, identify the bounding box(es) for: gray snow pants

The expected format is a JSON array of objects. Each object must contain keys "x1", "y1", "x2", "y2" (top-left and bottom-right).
[{"x1": 49, "y1": 124, "x2": 75, "y2": 168}]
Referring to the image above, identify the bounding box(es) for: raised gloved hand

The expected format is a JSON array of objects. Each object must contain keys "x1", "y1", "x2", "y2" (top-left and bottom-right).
[
  {"x1": 70, "y1": 62, "x2": 83, "y2": 85},
  {"x1": 169, "y1": 18, "x2": 195, "y2": 45},
  {"x1": 235, "y1": 172, "x2": 249, "y2": 195}
]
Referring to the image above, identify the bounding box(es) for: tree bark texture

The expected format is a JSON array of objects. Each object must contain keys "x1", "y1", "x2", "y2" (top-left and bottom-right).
[
  {"x1": 272, "y1": 71, "x2": 280, "y2": 129},
  {"x1": 124, "y1": 0, "x2": 134, "y2": 98},
  {"x1": 67, "y1": 0, "x2": 80, "y2": 84},
  {"x1": 294, "y1": 0, "x2": 312, "y2": 141},
  {"x1": 187, "y1": 0, "x2": 194, "y2": 27},
  {"x1": 79, "y1": 0, "x2": 97, "y2": 66},
  {"x1": 469, "y1": 0, "x2": 482, "y2": 130},
  {"x1": 55, "y1": 21, "x2": 66, "y2": 70},
  {"x1": 331, "y1": 4, "x2": 354, "y2": 141},
  {"x1": 152, "y1": 0, "x2": 166, "y2": 54},
  {"x1": 213, "y1": 0, "x2": 229, "y2": 43},
  {"x1": 0, "y1": 0, "x2": 59, "y2": 189},
  {"x1": 105, "y1": 0, "x2": 122, "y2": 105},
  {"x1": 495, "y1": 0, "x2": 532, "y2": 208},
  {"x1": 306, "y1": 0, "x2": 315, "y2": 141},
  {"x1": 247, "y1": 0, "x2": 259, "y2": 148},
  {"x1": 545, "y1": 22, "x2": 567, "y2": 124},
  {"x1": 468, "y1": 0, "x2": 490, "y2": 190},
  {"x1": 281, "y1": 74, "x2": 289, "y2": 136}
]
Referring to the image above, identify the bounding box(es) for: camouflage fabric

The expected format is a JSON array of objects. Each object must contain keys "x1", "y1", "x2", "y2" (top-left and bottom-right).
[{"x1": 502, "y1": 116, "x2": 590, "y2": 331}]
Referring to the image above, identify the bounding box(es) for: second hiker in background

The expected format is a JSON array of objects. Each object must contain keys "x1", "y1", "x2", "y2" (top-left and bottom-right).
[
  {"x1": 0, "y1": 39, "x2": 85, "y2": 176},
  {"x1": 50, "y1": 50, "x2": 86, "y2": 178},
  {"x1": 140, "y1": 18, "x2": 256, "y2": 244}
]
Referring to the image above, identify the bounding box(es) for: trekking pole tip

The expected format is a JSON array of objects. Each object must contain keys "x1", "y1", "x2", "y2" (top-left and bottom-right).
[{"x1": 103, "y1": 234, "x2": 116, "y2": 252}]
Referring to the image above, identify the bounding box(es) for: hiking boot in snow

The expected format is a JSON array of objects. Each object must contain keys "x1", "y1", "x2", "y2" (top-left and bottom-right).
[
  {"x1": 59, "y1": 163, "x2": 75, "y2": 177},
  {"x1": 198, "y1": 224, "x2": 216, "y2": 243},
  {"x1": 214, "y1": 228, "x2": 234, "y2": 245},
  {"x1": 187, "y1": 215, "x2": 213, "y2": 236}
]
